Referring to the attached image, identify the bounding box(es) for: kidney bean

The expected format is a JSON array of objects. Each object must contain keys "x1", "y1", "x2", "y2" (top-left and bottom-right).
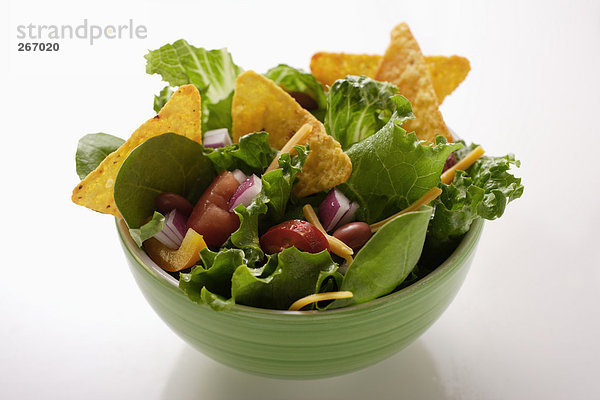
[
  {"x1": 333, "y1": 222, "x2": 372, "y2": 250},
  {"x1": 155, "y1": 192, "x2": 193, "y2": 217},
  {"x1": 442, "y1": 153, "x2": 457, "y2": 173}
]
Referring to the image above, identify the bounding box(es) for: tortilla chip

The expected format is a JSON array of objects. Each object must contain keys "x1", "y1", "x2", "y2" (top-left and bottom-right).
[
  {"x1": 232, "y1": 71, "x2": 352, "y2": 197},
  {"x1": 72, "y1": 84, "x2": 202, "y2": 216},
  {"x1": 375, "y1": 23, "x2": 451, "y2": 143},
  {"x1": 310, "y1": 52, "x2": 469, "y2": 104},
  {"x1": 426, "y1": 55, "x2": 470, "y2": 104},
  {"x1": 310, "y1": 52, "x2": 382, "y2": 88}
]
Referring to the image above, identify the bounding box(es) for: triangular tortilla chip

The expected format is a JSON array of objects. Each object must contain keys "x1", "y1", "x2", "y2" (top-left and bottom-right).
[
  {"x1": 310, "y1": 52, "x2": 469, "y2": 104},
  {"x1": 232, "y1": 71, "x2": 352, "y2": 197},
  {"x1": 375, "y1": 23, "x2": 451, "y2": 143},
  {"x1": 72, "y1": 84, "x2": 202, "y2": 216},
  {"x1": 425, "y1": 55, "x2": 470, "y2": 104}
]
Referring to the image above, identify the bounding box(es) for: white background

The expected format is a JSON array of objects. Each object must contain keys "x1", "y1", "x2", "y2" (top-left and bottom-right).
[{"x1": 2, "y1": 0, "x2": 599, "y2": 399}]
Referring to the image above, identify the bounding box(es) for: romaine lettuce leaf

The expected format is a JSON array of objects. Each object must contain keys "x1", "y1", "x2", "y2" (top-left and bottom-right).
[
  {"x1": 231, "y1": 247, "x2": 339, "y2": 310},
  {"x1": 204, "y1": 131, "x2": 277, "y2": 175},
  {"x1": 330, "y1": 206, "x2": 432, "y2": 308},
  {"x1": 145, "y1": 40, "x2": 243, "y2": 133},
  {"x1": 153, "y1": 86, "x2": 174, "y2": 113},
  {"x1": 338, "y1": 117, "x2": 461, "y2": 224},
  {"x1": 264, "y1": 64, "x2": 327, "y2": 121},
  {"x1": 325, "y1": 75, "x2": 414, "y2": 149},
  {"x1": 129, "y1": 211, "x2": 164, "y2": 247},
  {"x1": 75, "y1": 133, "x2": 124, "y2": 179},
  {"x1": 428, "y1": 144, "x2": 524, "y2": 242}
]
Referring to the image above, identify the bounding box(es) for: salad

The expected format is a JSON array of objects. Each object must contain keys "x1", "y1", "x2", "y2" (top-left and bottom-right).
[{"x1": 72, "y1": 23, "x2": 523, "y2": 312}]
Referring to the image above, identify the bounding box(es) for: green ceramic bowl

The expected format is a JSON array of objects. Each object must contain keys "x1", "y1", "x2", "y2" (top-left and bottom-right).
[{"x1": 117, "y1": 218, "x2": 484, "y2": 379}]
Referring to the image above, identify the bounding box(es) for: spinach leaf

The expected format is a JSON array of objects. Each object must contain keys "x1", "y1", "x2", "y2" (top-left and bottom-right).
[
  {"x1": 338, "y1": 117, "x2": 461, "y2": 224},
  {"x1": 129, "y1": 211, "x2": 165, "y2": 247},
  {"x1": 179, "y1": 248, "x2": 245, "y2": 303},
  {"x1": 145, "y1": 40, "x2": 243, "y2": 132},
  {"x1": 330, "y1": 206, "x2": 433, "y2": 308},
  {"x1": 231, "y1": 247, "x2": 339, "y2": 310},
  {"x1": 325, "y1": 75, "x2": 414, "y2": 149},
  {"x1": 428, "y1": 146, "x2": 523, "y2": 243},
  {"x1": 204, "y1": 131, "x2": 277, "y2": 175},
  {"x1": 264, "y1": 64, "x2": 327, "y2": 121},
  {"x1": 114, "y1": 133, "x2": 215, "y2": 229},
  {"x1": 75, "y1": 133, "x2": 124, "y2": 179}
]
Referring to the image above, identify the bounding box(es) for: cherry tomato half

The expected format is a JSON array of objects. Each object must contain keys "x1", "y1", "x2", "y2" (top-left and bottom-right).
[{"x1": 260, "y1": 220, "x2": 330, "y2": 254}]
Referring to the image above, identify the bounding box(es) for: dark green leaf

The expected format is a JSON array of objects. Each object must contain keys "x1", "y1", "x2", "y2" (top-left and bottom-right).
[
  {"x1": 114, "y1": 133, "x2": 215, "y2": 229},
  {"x1": 232, "y1": 247, "x2": 339, "y2": 310},
  {"x1": 330, "y1": 206, "x2": 433, "y2": 308},
  {"x1": 75, "y1": 133, "x2": 125, "y2": 179},
  {"x1": 325, "y1": 75, "x2": 414, "y2": 149},
  {"x1": 338, "y1": 117, "x2": 461, "y2": 223}
]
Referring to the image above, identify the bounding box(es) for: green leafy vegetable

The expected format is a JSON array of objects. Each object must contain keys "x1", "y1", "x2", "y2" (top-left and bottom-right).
[
  {"x1": 264, "y1": 64, "x2": 327, "y2": 121},
  {"x1": 225, "y1": 204, "x2": 265, "y2": 267},
  {"x1": 129, "y1": 211, "x2": 164, "y2": 247},
  {"x1": 114, "y1": 133, "x2": 215, "y2": 229},
  {"x1": 153, "y1": 86, "x2": 174, "y2": 113},
  {"x1": 204, "y1": 132, "x2": 277, "y2": 175},
  {"x1": 179, "y1": 248, "x2": 245, "y2": 303},
  {"x1": 338, "y1": 117, "x2": 461, "y2": 223},
  {"x1": 428, "y1": 144, "x2": 523, "y2": 243},
  {"x1": 145, "y1": 40, "x2": 243, "y2": 132},
  {"x1": 330, "y1": 206, "x2": 433, "y2": 308},
  {"x1": 75, "y1": 133, "x2": 125, "y2": 179},
  {"x1": 325, "y1": 75, "x2": 414, "y2": 149},
  {"x1": 231, "y1": 247, "x2": 339, "y2": 310}
]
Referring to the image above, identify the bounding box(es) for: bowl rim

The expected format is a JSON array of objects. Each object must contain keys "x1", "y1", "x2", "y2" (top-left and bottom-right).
[{"x1": 117, "y1": 217, "x2": 484, "y2": 316}]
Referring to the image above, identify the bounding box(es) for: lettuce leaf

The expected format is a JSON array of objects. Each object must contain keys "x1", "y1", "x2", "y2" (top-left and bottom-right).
[
  {"x1": 152, "y1": 86, "x2": 174, "y2": 113},
  {"x1": 128, "y1": 211, "x2": 164, "y2": 247},
  {"x1": 231, "y1": 247, "x2": 339, "y2": 310},
  {"x1": 145, "y1": 40, "x2": 243, "y2": 133},
  {"x1": 325, "y1": 75, "x2": 414, "y2": 149},
  {"x1": 428, "y1": 144, "x2": 524, "y2": 243},
  {"x1": 264, "y1": 64, "x2": 327, "y2": 121},
  {"x1": 338, "y1": 117, "x2": 461, "y2": 224},
  {"x1": 204, "y1": 132, "x2": 277, "y2": 175},
  {"x1": 330, "y1": 206, "x2": 432, "y2": 308},
  {"x1": 75, "y1": 133, "x2": 124, "y2": 179}
]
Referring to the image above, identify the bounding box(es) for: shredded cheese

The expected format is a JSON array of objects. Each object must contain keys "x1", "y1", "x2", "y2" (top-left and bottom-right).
[
  {"x1": 302, "y1": 204, "x2": 354, "y2": 264},
  {"x1": 441, "y1": 146, "x2": 485, "y2": 184},
  {"x1": 369, "y1": 187, "x2": 442, "y2": 233},
  {"x1": 288, "y1": 291, "x2": 354, "y2": 311},
  {"x1": 265, "y1": 123, "x2": 313, "y2": 173}
]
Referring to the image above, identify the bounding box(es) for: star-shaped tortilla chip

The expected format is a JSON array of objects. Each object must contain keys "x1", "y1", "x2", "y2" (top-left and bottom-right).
[
  {"x1": 72, "y1": 84, "x2": 202, "y2": 216},
  {"x1": 232, "y1": 71, "x2": 352, "y2": 197}
]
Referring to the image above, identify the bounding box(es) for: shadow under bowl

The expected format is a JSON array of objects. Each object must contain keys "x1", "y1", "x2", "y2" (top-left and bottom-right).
[{"x1": 117, "y1": 218, "x2": 484, "y2": 379}]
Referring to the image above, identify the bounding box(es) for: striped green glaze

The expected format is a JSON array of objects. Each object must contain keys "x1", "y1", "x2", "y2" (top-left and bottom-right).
[{"x1": 117, "y1": 219, "x2": 484, "y2": 379}]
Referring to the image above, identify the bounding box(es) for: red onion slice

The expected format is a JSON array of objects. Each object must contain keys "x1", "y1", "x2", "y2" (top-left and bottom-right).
[
  {"x1": 203, "y1": 128, "x2": 232, "y2": 149},
  {"x1": 153, "y1": 209, "x2": 188, "y2": 249},
  {"x1": 232, "y1": 169, "x2": 247, "y2": 184},
  {"x1": 318, "y1": 188, "x2": 351, "y2": 232},
  {"x1": 228, "y1": 174, "x2": 262, "y2": 212},
  {"x1": 336, "y1": 201, "x2": 359, "y2": 228}
]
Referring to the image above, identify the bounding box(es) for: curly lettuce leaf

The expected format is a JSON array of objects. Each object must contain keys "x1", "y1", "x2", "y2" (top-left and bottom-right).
[
  {"x1": 264, "y1": 64, "x2": 327, "y2": 121},
  {"x1": 231, "y1": 247, "x2": 339, "y2": 310},
  {"x1": 325, "y1": 75, "x2": 414, "y2": 149},
  {"x1": 145, "y1": 40, "x2": 243, "y2": 132},
  {"x1": 338, "y1": 117, "x2": 461, "y2": 224},
  {"x1": 330, "y1": 206, "x2": 432, "y2": 308},
  {"x1": 152, "y1": 86, "x2": 174, "y2": 113},
  {"x1": 75, "y1": 133, "x2": 125, "y2": 179},
  {"x1": 204, "y1": 132, "x2": 277, "y2": 176},
  {"x1": 428, "y1": 145, "x2": 524, "y2": 242},
  {"x1": 179, "y1": 248, "x2": 245, "y2": 311}
]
